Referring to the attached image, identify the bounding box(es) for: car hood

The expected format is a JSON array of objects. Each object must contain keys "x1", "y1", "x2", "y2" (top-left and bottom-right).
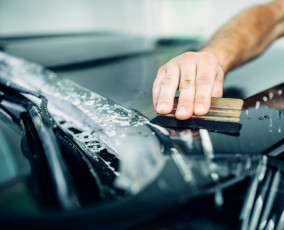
[{"x1": 0, "y1": 51, "x2": 284, "y2": 230}]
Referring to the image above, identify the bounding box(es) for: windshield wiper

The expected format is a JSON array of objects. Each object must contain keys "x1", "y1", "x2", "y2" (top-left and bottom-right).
[{"x1": 0, "y1": 82, "x2": 80, "y2": 209}]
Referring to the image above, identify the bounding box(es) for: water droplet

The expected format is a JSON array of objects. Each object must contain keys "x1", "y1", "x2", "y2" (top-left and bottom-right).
[
  {"x1": 255, "y1": 101, "x2": 260, "y2": 109},
  {"x1": 85, "y1": 100, "x2": 95, "y2": 106},
  {"x1": 259, "y1": 117, "x2": 264, "y2": 120},
  {"x1": 269, "y1": 118, "x2": 273, "y2": 133},
  {"x1": 106, "y1": 130, "x2": 116, "y2": 136},
  {"x1": 120, "y1": 121, "x2": 130, "y2": 126},
  {"x1": 246, "y1": 110, "x2": 249, "y2": 116},
  {"x1": 278, "y1": 89, "x2": 283, "y2": 96},
  {"x1": 268, "y1": 92, "x2": 274, "y2": 100},
  {"x1": 115, "y1": 140, "x2": 121, "y2": 146},
  {"x1": 262, "y1": 96, "x2": 268, "y2": 102},
  {"x1": 278, "y1": 127, "x2": 282, "y2": 133},
  {"x1": 73, "y1": 99, "x2": 81, "y2": 105},
  {"x1": 264, "y1": 115, "x2": 269, "y2": 119}
]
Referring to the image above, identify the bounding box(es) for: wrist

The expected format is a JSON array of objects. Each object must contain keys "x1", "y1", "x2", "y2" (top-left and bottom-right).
[{"x1": 199, "y1": 47, "x2": 232, "y2": 75}]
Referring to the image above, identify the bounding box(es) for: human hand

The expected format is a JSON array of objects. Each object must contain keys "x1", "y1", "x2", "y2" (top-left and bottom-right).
[{"x1": 152, "y1": 51, "x2": 224, "y2": 120}]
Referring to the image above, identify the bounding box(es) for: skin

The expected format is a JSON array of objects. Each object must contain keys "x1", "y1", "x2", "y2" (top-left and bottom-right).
[{"x1": 153, "y1": 0, "x2": 284, "y2": 120}]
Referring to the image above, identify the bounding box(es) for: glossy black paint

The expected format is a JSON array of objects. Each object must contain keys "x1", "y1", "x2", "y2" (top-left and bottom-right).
[{"x1": 0, "y1": 34, "x2": 283, "y2": 230}]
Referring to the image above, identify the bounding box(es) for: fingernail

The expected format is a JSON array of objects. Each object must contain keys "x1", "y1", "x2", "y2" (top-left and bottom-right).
[
  {"x1": 195, "y1": 104, "x2": 205, "y2": 114},
  {"x1": 157, "y1": 103, "x2": 169, "y2": 112},
  {"x1": 176, "y1": 107, "x2": 187, "y2": 116}
]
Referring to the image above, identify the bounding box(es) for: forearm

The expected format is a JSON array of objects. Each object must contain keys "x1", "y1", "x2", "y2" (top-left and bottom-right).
[{"x1": 201, "y1": 0, "x2": 284, "y2": 74}]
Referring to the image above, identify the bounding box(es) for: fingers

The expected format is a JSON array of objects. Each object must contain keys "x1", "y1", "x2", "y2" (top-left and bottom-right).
[
  {"x1": 193, "y1": 52, "x2": 218, "y2": 115},
  {"x1": 153, "y1": 61, "x2": 180, "y2": 114},
  {"x1": 152, "y1": 66, "x2": 166, "y2": 110},
  {"x1": 211, "y1": 65, "x2": 224, "y2": 98},
  {"x1": 153, "y1": 51, "x2": 224, "y2": 120},
  {"x1": 175, "y1": 54, "x2": 197, "y2": 120}
]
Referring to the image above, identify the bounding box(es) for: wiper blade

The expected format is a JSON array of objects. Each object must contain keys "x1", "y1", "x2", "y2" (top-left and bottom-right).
[{"x1": 0, "y1": 82, "x2": 80, "y2": 209}]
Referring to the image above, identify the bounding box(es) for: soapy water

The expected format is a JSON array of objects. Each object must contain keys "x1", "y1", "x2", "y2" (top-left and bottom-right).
[
  {"x1": 255, "y1": 101, "x2": 260, "y2": 109},
  {"x1": 0, "y1": 52, "x2": 165, "y2": 194},
  {"x1": 0, "y1": 52, "x2": 149, "y2": 148},
  {"x1": 1, "y1": 50, "x2": 284, "y2": 217}
]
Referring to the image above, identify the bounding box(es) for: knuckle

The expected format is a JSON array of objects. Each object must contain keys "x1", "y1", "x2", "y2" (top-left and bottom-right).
[
  {"x1": 197, "y1": 74, "x2": 213, "y2": 85},
  {"x1": 181, "y1": 51, "x2": 196, "y2": 61},
  {"x1": 158, "y1": 66, "x2": 166, "y2": 75},
  {"x1": 161, "y1": 75, "x2": 175, "y2": 86},
  {"x1": 179, "y1": 79, "x2": 194, "y2": 90}
]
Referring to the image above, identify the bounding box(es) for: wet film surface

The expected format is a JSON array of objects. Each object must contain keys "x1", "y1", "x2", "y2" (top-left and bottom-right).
[
  {"x1": 0, "y1": 51, "x2": 283, "y2": 230},
  {"x1": 0, "y1": 51, "x2": 165, "y2": 194}
]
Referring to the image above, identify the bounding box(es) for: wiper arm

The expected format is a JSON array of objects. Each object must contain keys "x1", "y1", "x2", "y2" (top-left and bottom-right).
[
  {"x1": 0, "y1": 82, "x2": 80, "y2": 209},
  {"x1": 28, "y1": 97, "x2": 80, "y2": 209},
  {"x1": 0, "y1": 78, "x2": 40, "y2": 98}
]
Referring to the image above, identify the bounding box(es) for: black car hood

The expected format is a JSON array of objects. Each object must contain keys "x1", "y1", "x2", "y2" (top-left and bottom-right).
[{"x1": 0, "y1": 51, "x2": 284, "y2": 230}]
